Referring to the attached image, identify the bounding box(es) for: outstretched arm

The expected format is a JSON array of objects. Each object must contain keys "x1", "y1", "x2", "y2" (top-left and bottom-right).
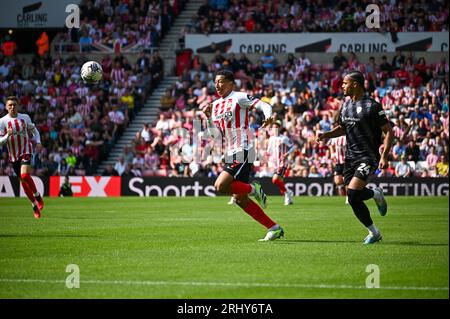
[{"x1": 315, "y1": 126, "x2": 345, "y2": 144}]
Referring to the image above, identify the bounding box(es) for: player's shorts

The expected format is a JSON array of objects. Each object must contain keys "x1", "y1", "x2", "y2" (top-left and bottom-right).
[
  {"x1": 223, "y1": 149, "x2": 254, "y2": 183},
  {"x1": 274, "y1": 162, "x2": 288, "y2": 177},
  {"x1": 333, "y1": 164, "x2": 344, "y2": 176},
  {"x1": 343, "y1": 159, "x2": 377, "y2": 186},
  {"x1": 11, "y1": 154, "x2": 32, "y2": 177}
]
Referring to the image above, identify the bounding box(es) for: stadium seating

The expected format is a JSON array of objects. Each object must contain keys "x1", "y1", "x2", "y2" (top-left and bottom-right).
[{"x1": 123, "y1": 49, "x2": 448, "y2": 178}]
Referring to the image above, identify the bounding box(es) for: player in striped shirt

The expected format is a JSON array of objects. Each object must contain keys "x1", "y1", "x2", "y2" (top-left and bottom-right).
[
  {"x1": 202, "y1": 70, "x2": 284, "y2": 242},
  {"x1": 328, "y1": 127, "x2": 347, "y2": 199},
  {"x1": 267, "y1": 121, "x2": 295, "y2": 205},
  {"x1": 0, "y1": 96, "x2": 45, "y2": 218}
]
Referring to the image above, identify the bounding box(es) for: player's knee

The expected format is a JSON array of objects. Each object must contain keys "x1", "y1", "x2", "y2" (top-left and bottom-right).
[
  {"x1": 214, "y1": 181, "x2": 227, "y2": 194},
  {"x1": 347, "y1": 189, "x2": 362, "y2": 205}
]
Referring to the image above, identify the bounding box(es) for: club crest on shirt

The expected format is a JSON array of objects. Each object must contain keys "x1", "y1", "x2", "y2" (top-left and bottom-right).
[
  {"x1": 216, "y1": 111, "x2": 233, "y2": 121},
  {"x1": 356, "y1": 106, "x2": 362, "y2": 114}
]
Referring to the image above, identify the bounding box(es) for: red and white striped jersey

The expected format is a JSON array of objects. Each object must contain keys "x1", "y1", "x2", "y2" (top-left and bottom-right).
[
  {"x1": 328, "y1": 135, "x2": 346, "y2": 164},
  {"x1": 0, "y1": 113, "x2": 40, "y2": 162},
  {"x1": 267, "y1": 135, "x2": 294, "y2": 168},
  {"x1": 211, "y1": 91, "x2": 271, "y2": 156}
]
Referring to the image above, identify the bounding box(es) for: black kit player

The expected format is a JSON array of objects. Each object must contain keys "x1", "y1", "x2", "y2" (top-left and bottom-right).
[{"x1": 316, "y1": 71, "x2": 394, "y2": 244}]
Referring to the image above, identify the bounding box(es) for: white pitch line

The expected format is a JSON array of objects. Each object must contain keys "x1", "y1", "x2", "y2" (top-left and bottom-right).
[{"x1": 0, "y1": 278, "x2": 448, "y2": 291}]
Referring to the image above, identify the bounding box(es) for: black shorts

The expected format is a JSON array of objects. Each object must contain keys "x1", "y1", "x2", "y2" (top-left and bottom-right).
[
  {"x1": 12, "y1": 154, "x2": 32, "y2": 177},
  {"x1": 343, "y1": 159, "x2": 377, "y2": 186},
  {"x1": 333, "y1": 164, "x2": 344, "y2": 176},
  {"x1": 223, "y1": 149, "x2": 254, "y2": 183},
  {"x1": 274, "y1": 162, "x2": 288, "y2": 177}
]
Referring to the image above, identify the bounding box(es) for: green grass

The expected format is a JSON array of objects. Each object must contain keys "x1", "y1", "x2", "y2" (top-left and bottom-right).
[{"x1": 0, "y1": 196, "x2": 448, "y2": 299}]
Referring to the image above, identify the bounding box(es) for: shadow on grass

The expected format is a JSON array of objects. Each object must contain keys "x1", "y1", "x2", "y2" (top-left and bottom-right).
[{"x1": 276, "y1": 239, "x2": 448, "y2": 247}]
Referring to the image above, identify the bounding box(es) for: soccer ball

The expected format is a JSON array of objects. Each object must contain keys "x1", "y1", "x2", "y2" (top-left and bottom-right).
[{"x1": 80, "y1": 61, "x2": 103, "y2": 83}]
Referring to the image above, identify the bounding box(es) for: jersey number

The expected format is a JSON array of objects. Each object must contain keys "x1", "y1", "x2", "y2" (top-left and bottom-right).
[{"x1": 357, "y1": 163, "x2": 371, "y2": 176}]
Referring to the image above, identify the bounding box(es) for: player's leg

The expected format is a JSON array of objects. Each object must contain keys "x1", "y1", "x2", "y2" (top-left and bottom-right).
[
  {"x1": 273, "y1": 165, "x2": 293, "y2": 205},
  {"x1": 17, "y1": 160, "x2": 42, "y2": 218},
  {"x1": 217, "y1": 152, "x2": 267, "y2": 208},
  {"x1": 21, "y1": 160, "x2": 44, "y2": 208},
  {"x1": 334, "y1": 164, "x2": 347, "y2": 203},
  {"x1": 345, "y1": 162, "x2": 383, "y2": 244},
  {"x1": 272, "y1": 174, "x2": 286, "y2": 195},
  {"x1": 214, "y1": 170, "x2": 251, "y2": 195},
  {"x1": 235, "y1": 193, "x2": 283, "y2": 241},
  {"x1": 334, "y1": 165, "x2": 346, "y2": 196}
]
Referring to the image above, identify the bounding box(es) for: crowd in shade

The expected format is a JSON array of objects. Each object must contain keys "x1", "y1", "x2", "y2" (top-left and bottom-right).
[
  {"x1": 182, "y1": 0, "x2": 448, "y2": 35},
  {"x1": 0, "y1": 50, "x2": 163, "y2": 177},
  {"x1": 55, "y1": 0, "x2": 185, "y2": 52},
  {"x1": 119, "y1": 48, "x2": 449, "y2": 179}
]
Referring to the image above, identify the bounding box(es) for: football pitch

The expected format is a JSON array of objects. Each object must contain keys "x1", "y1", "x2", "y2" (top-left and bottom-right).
[{"x1": 0, "y1": 196, "x2": 448, "y2": 299}]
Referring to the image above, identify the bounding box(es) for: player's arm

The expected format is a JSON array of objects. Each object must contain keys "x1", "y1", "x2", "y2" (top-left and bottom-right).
[
  {"x1": 282, "y1": 138, "x2": 296, "y2": 159},
  {"x1": 0, "y1": 128, "x2": 13, "y2": 146},
  {"x1": 26, "y1": 116, "x2": 42, "y2": 148},
  {"x1": 315, "y1": 125, "x2": 345, "y2": 144},
  {"x1": 0, "y1": 120, "x2": 12, "y2": 146},
  {"x1": 379, "y1": 122, "x2": 394, "y2": 169},
  {"x1": 238, "y1": 93, "x2": 273, "y2": 128},
  {"x1": 256, "y1": 100, "x2": 273, "y2": 128},
  {"x1": 200, "y1": 102, "x2": 220, "y2": 138},
  {"x1": 374, "y1": 104, "x2": 394, "y2": 170}
]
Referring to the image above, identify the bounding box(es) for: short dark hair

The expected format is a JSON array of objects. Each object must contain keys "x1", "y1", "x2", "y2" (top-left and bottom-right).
[
  {"x1": 346, "y1": 70, "x2": 365, "y2": 88},
  {"x1": 5, "y1": 96, "x2": 19, "y2": 104},
  {"x1": 215, "y1": 69, "x2": 235, "y2": 83}
]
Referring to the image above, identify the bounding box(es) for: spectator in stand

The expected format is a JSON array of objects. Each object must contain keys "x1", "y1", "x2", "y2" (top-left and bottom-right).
[
  {"x1": 395, "y1": 156, "x2": 412, "y2": 177},
  {"x1": 141, "y1": 123, "x2": 152, "y2": 145},
  {"x1": 436, "y1": 155, "x2": 449, "y2": 177},
  {"x1": 392, "y1": 140, "x2": 406, "y2": 161},
  {"x1": 405, "y1": 140, "x2": 420, "y2": 162},
  {"x1": 160, "y1": 88, "x2": 176, "y2": 112},
  {"x1": 392, "y1": 49, "x2": 406, "y2": 70},
  {"x1": 102, "y1": 164, "x2": 119, "y2": 176},
  {"x1": 260, "y1": 51, "x2": 276, "y2": 70},
  {"x1": 333, "y1": 49, "x2": 347, "y2": 71},
  {"x1": 426, "y1": 146, "x2": 439, "y2": 170},
  {"x1": 114, "y1": 156, "x2": 127, "y2": 176}
]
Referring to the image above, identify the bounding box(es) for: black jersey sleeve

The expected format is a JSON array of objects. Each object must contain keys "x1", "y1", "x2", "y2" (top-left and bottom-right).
[{"x1": 371, "y1": 102, "x2": 389, "y2": 128}]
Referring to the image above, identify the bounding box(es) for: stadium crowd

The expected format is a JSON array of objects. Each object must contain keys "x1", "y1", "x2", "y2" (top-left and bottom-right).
[
  {"x1": 120, "y1": 48, "x2": 449, "y2": 179},
  {"x1": 1, "y1": 0, "x2": 186, "y2": 178},
  {"x1": 56, "y1": 0, "x2": 185, "y2": 52},
  {"x1": 0, "y1": 1, "x2": 448, "y2": 180},
  {"x1": 183, "y1": 0, "x2": 449, "y2": 35},
  {"x1": 0, "y1": 49, "x2": 163, "y2": 177}
]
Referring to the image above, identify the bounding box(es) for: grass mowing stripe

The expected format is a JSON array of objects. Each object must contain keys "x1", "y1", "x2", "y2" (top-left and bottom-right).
[
  {"x1": 0, "y1": 278, "x2": 448, "y2": 291},
  {"x1": 0, "y1": 196, "x2": 447, "y2": 298}
]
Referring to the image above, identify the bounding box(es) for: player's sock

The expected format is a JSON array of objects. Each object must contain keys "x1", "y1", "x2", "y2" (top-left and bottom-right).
[
  {"x1": 337, "y1": 184, "x2": 346, "y2": 196},
  {"x1": 349, "y1": 200, "x2": 373, "y2": 227},
  {"x1": 360, "y1": 187, "x2": 374, "y2": 201},
  {"x1": 347, "y1": 189, "x2": 373, "y2": 227},
  {"x1": 230, "y1": 180, "x2": 253, "y2": 195},
  {"x1": 242, "y1": 199, "x2": 276, "y2": 229},
  {"x1": 21, "y1": 179, "x2": 36, "y2": 204},
  {"x1": 367, "y1": 224, "x2": 380, "y2": 235},
  {"x1": 273, "y1": 179, "x2": 286, "y2": 195},
  {"x1": 21, "y1": 173, "x2": 38, "y2": 194}
]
